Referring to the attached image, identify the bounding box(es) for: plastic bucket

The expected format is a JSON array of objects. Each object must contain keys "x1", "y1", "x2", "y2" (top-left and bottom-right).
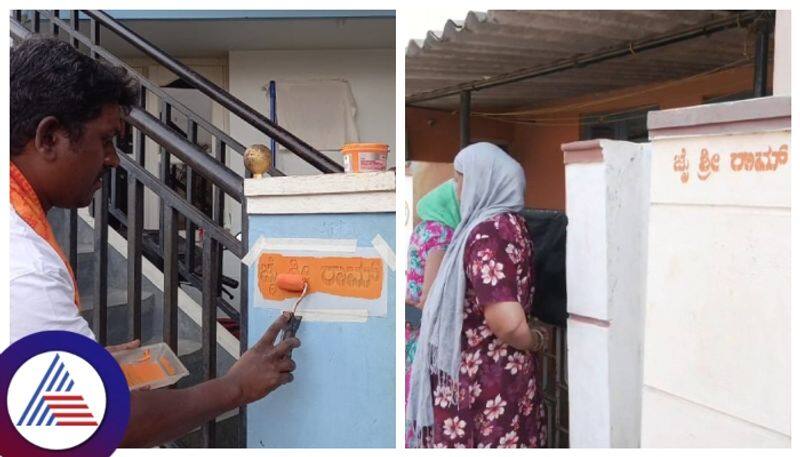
[{"x1": 340, "y1": 143, "x2": 389, "y2": 173}]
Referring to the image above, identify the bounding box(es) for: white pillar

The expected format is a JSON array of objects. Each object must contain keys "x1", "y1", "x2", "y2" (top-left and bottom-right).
[
  {"x1": 563, "y1": 139, "x2": 651, "y2": 447},
  {"x1": 773, "y1": 10, "x2": 791, "y2": 96}
]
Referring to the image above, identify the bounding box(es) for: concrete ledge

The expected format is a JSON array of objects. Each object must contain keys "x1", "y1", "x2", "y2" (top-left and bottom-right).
[
  {"x1": 245, "y1": 171, "x2": 396, "y2": 214},
  {"x1": 563, "y1": 139, "x2": 604, "y2": 164},
  {"x1": 244, "y1": 171, "x2": 395, "y2": 197},
  {"x1": 648, "y1": 95, "x2": 791, "y2": 139}
]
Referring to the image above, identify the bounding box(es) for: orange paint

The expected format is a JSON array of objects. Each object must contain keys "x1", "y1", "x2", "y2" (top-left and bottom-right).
[
  {"x1": 276, "y1": 273, "x2": 307, "y2": 292},
  {"x1": 160, "y1": 355, "x2": 176, "y2": 376},
  {"x1": 258, "y1": 253, "x2": 383, "y2": 301},
  {"x1": 136, "y1": 349, "x2": 151, "y2": 363},
  {"x1": 121, "y1": 361, "x2": 165, "y2": 386}
]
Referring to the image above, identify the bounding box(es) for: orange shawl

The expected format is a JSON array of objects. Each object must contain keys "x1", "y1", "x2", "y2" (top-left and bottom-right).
[{"x1": 10, "y1": 162, "x2": 80, "y2": 308}]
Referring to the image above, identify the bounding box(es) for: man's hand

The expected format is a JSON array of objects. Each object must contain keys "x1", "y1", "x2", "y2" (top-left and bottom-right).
[
  {"x1": 223, "y1": 313, "x2": 300, "y2": 405},
  {"x1": 106, "y1": 339, "x2": 140, "y2": 353},
  {"x1": 120, "y1": 315, "x2": 299, "y2": 447}
]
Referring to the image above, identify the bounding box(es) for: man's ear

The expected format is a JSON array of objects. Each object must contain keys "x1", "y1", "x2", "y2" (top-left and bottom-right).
[{"x1": 34, "y1": 116, "x2": 67, "y2": 162}]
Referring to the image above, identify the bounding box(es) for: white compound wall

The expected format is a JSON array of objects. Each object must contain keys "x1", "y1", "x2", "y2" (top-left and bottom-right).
[{"x1": 640, "y1": 96, "x2": 790, "y2": 447}]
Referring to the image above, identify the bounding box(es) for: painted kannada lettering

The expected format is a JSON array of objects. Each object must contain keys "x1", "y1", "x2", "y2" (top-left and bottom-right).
[
  {"x1": 673, "y1": 148, "x2": 689, "y2": 183},
  {"x1": 697, "y1": 148, "x2": 720, "y2": 181},
  {"x1": 673, "y1": 144, "x2": 789, "y2": 184},
  {"x1": 258, "y1": 253, "x2": 383, "y2": 300},
  {"x1": 730, "y1": 144, "x2": 789, "y2": 172}
]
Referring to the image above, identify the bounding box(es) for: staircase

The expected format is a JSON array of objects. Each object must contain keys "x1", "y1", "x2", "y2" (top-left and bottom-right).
[{"x1": 11, "y1": 9, "x2": 343, "y2": 447}]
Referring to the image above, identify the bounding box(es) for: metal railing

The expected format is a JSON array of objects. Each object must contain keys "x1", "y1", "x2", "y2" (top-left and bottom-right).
[
  {"x1": 83, "y1": 10, "x2": 342, "y2": 174},
  {"x1": 8, "y1": 10, "x2": 338, "y2": 446},
  {"x1": 537, "y1": 325, "x2": 569, "y2": 448}
]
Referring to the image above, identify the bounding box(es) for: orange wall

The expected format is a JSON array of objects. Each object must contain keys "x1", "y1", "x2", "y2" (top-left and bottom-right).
[
  {"x1": 406, "y1": 63, "x2": 770, "y2": 210},
  {"x1": 406, "y1": 107, "x2": 514, "y2": 162},
  {"x1": 510, "y1": 122, "x2": 579, "y2": 210}
]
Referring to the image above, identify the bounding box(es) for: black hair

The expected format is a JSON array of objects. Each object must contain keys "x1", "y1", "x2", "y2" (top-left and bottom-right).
[{"x1": 10, "y1": 37, "x2": 138, "y2": 155}]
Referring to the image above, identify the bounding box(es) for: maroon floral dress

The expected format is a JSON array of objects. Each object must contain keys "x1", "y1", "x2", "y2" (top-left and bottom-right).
[{"x1": 425, "y1": 212, "x2": 545, "y2": 448}]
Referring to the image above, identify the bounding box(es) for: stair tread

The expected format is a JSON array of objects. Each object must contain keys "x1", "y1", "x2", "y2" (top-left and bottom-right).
[
  {"x1": 79, "y1": 287, "x2": 154, "y2": 308},
  {"x1": 77, "y1": 242, "x2": 94, "y2": 254}
]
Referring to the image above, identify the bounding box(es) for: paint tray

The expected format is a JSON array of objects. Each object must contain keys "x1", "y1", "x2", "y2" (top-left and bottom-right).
[{"x1": 112, "y1": 342, "x2": 189, "y2": 391}]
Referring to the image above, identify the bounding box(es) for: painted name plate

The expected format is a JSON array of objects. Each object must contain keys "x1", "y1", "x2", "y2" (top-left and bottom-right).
[
  {"x1": 258, "y1": 254, "x2": 383, "y2": 301},
  {"x1": 253, "y1": 247, "x2": 389, "y2": 318},
  {"x1": 651, "y1": 132, "x2": 790, "y2": 208}
]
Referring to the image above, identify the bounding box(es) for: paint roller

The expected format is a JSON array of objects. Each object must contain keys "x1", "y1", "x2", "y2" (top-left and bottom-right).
[{"x1": 276, "y1": 273, "x2": 308, "y2": 341}]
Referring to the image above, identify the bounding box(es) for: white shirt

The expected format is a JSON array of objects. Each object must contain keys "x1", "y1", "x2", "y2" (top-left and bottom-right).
[{"x1": 10, "y1": 208, "x2": 95, "y2": 344}]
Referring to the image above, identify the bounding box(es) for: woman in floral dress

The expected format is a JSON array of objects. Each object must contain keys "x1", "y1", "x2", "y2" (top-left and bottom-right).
[
  {"x1": 405, "y1": 179, "x2": 460, "y2": 446},
  {"x1": 407, "y1": 143, "x2": 547, "y2": 448}
]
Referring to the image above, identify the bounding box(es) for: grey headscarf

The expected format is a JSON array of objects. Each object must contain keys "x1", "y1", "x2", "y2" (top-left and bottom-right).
[{"x1": 407, "y1": 142, "x2": 526, "y2": 445}]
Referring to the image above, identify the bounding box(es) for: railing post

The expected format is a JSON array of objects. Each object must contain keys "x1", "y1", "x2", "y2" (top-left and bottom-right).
[
  {"x1": 33, "y1": 11, "x2": 40, "y2": 33},
  {"x1": 238, "y1": 199, "x2": 249, "y2": 447},
  {"x1": 213, "y1": 139, "x2": 227, "y2": 222},
  {"x1": 70, "y1": 10, "x2": 79, "y2": 48},
  {"x1": 201, "y1": 236, "x2": 220, "y2": 447},
  {"x1": 50, "y1": 10, "x2": 59, "y2": 36},
  {"x1": 186, "y1": 119, "x2": 198, "y2": 274},
  {"x1": 163, "y1": 205, "x2": 179, "y2": 351},
  {"x1": 92, "y1": 169, "x2": 110, "y2": 345},
  {"x1": 89, "y1": 16, "x2": 100, "y2": 59},
  {"x1": 158, "y1": 101, "x2": 172, "y2": 250},
  {"x1": 127, "y1": 172, "x2": 144, "y2": 341}
]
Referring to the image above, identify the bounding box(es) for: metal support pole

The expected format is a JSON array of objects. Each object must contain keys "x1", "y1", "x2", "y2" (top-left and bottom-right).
[
  {"x1": 460, "y1": 91, "x2": 471, "y2": 149},
  {"x1": 268, "y1": 81, "x2": 277, "y2": 171},
  {"x1": 753, "y1": 19, "x2": 771, "y2": 97}
]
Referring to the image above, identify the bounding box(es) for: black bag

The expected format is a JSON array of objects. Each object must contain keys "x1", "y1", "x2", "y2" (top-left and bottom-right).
[{"x1": 520, "y1": 209, "x2": 568, "y2": 327}]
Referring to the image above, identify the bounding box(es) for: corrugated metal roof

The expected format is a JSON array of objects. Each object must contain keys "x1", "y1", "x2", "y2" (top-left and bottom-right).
[{"x1": 406, "y1": 10, "x2": 771, "y2": 111}]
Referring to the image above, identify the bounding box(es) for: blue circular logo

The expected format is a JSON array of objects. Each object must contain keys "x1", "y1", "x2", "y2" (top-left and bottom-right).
[{"x1": 0, "y1": 331, "x2": 130, "y2": 456}]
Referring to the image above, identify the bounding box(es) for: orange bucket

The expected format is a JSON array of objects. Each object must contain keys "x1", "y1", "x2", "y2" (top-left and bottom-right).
[{"x1": 340, "y1": 143, "x2": 389, "y2": 173}]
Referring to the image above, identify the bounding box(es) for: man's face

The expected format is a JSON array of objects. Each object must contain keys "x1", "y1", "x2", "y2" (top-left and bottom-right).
[{"x1": 51, "y1": 104, "x2": 123, "y2": 208}]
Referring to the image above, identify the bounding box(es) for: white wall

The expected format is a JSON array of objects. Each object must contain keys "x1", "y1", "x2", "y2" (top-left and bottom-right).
[
  {"x1": 641, "y1": 97, "x2": 790, "y2": 447},
  {"x1": 227, "y1": 48, "x2": 395, "y2": 177},
  {"x1": 224, "y1": 48, "x2": 394, "y2": 312}
]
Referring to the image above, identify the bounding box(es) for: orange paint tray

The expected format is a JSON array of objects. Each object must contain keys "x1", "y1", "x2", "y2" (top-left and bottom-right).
[{"x1": 112, "y1": 342, "x2": 189, "y2": 391}]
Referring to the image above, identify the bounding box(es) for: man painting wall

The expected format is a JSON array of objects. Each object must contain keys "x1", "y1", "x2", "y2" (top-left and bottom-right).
[{"x1": 9, "y1": 37, "x2": 299, "y2": 447}]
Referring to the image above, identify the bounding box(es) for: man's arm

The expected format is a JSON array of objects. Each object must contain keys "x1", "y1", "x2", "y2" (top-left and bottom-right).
[{"x1": 120, "y1": 313, "x2": 299, "y2": 447}]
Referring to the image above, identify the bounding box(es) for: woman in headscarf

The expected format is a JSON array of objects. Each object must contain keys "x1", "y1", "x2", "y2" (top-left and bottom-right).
[
  {"x1": 406, "y1": 179, "x2": 461, "y2": 308},
  {"x1": 405, "y1": 178, "x2": 460, "y2": 446},
  {"x1": 407, "y1": 142, "x2": 547, "y2": 448}
]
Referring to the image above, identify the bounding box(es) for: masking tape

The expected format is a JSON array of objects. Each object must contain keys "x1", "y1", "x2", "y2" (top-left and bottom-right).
[
  {"x1": 241, "y1": 236, "x2": 268, "y2": 266},
  {"x1": 296, "y1": 309, "x2": 369, "y2": 323},
  {"x1": 242, "y1": 236, "x2": 358, "y2": 266},
  {"x1": 371, "y1": 234, "x2": 396, "y2": 271}
]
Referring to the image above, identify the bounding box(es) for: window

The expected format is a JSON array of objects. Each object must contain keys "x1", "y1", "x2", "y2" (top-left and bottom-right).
[
  {"x1": 703, "y1": 91, "x2": 754, "y2": 104},
  {"x1": 580, "y1": 106, "x2": 658, "y2": 143}
]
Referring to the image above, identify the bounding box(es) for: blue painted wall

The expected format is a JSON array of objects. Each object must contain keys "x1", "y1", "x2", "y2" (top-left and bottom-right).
[{"x1": 247, "y1": 212, "x2": 395, "y2": 448}]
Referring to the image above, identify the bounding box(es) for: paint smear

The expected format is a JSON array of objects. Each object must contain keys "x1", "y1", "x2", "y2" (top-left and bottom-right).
[
  {"x1": 120, "y1": 361, "x2": 165, "y2": 386},
  {"x1": 160, "y1": 355, "x2": 176, "y2": 376},
  {"x1": 258, "y1": 253, "x2": 383, "y2": 300}
]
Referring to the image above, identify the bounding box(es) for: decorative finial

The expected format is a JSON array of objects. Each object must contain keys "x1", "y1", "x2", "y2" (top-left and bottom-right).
[{"x1": 244, "y1": 144, "x2": 272, "y2": 179}]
